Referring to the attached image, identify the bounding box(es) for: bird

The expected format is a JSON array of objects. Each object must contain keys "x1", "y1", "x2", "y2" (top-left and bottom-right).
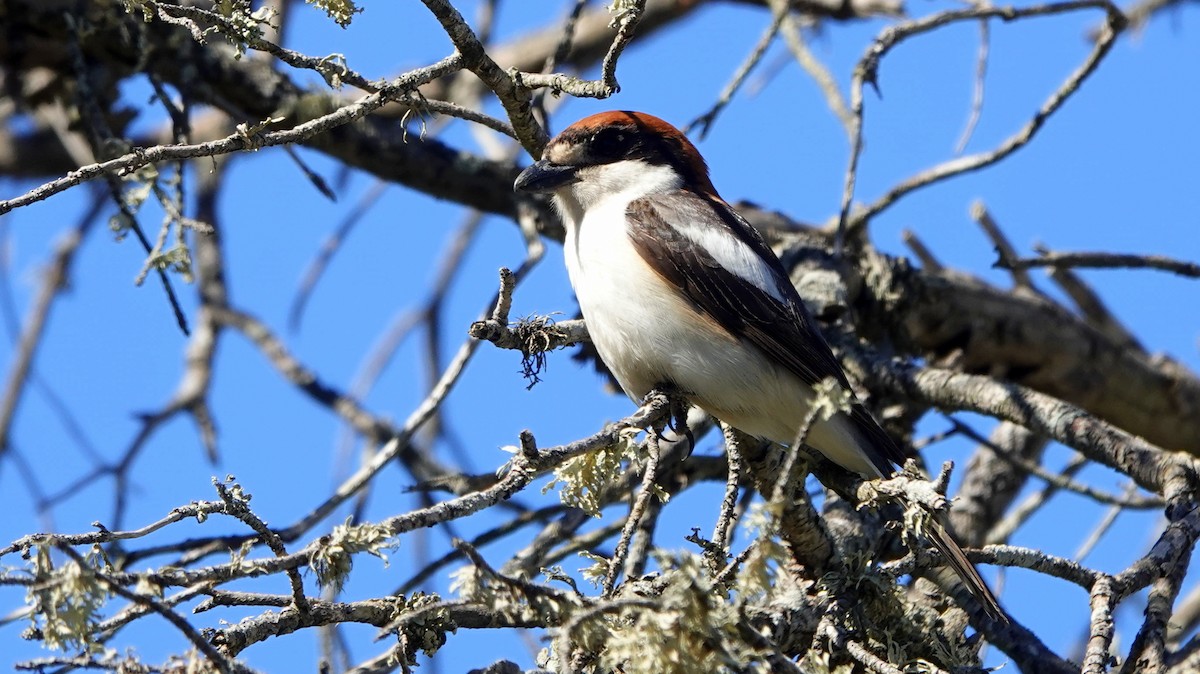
[{"x1": 513, "y1": 110, "x2": 1002, "y2": 619}]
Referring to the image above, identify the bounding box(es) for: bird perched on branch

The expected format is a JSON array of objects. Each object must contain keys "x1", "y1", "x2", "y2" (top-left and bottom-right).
[{"x1": 514, "y1": 110, "x2": 1002, "y2": 619}]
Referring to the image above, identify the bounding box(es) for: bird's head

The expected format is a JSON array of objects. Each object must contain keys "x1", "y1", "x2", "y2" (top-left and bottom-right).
[{"x1": 514, "y1": 111, "x2": 718, "y2": 214}]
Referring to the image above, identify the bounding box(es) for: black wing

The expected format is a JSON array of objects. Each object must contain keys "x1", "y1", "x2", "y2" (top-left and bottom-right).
[{"x1": 625, "y1": 191, "x2": 907, "y2": 469}]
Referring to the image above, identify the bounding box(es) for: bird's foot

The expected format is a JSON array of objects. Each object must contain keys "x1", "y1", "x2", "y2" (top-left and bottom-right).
[{"x1": 643, "y1": 384, "x2": 695, "y2": 454}]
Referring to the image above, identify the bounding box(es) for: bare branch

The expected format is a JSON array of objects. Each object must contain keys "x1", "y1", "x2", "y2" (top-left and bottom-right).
[
  {"x1": 0, "y1": 205, "x2": 97, "y2": 459},
  {"x1": 972, "y1": 201, "x2": 1037, "y2": 291},
  {"x1": 838, "y1": 0, "x2": 1126, "y2": 247},
  {"x1": 1084, "y1": 575, "x2": 1118, "y2": 674},
  {"x1": 874, "y1": 361, "x2": 1197, "y2": 504},
  {"x1": 1002, "y1": 248, "x2": 1200, "y2": 279},
  {"x1": 603, "y1": 430, "x2": 663, "y2": 595},
  {"x1": 1047, "y1": 263, "x2": 1144, "y2": 351},
  {"x1": 686, "y1": 4, "x2": 786, "y2": 139},
  {"x1": 0, "y1": 54, "x2": 464, "y2": 216},
  {"x1": 419, "y1": 0, "x2": 547, "y2": 154},
  {"x1": 774, "y1": 2, "x2": 856, "y2": 139},
  {"x1": 900, "y1": 229, "x2": 945, "y2": 272},
  {"x1": 954, "y1": 18, "x2": 990, "y2": 154},
  {"x1": 289, "y1": 180, "x2": 389, "y2": 332}
]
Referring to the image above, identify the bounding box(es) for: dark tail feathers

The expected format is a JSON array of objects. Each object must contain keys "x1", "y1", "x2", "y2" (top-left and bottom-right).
[{"x1": 926, "y1": 518, "x2": 1006, "y2": 621}]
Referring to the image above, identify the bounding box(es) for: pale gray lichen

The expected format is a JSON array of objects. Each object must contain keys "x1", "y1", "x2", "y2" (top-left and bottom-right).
[
  {"x1": 305, "y1": 0, "x2": 361, "y2": 28},
  {"x1": 569, "y1": 552, "x2": 772, "y2": 674},
  {"x1": 25, "y1": 544, "x2": 111, "y2": 652},
  {"x1": 309, "y1": 517, "x2": 397, "y2": 593},
  {"x1": 542, "y1": 432, "x2": 637, "y2": 517}
]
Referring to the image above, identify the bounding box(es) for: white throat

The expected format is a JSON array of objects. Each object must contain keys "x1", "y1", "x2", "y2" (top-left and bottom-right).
[{"x1": 551, "y1": 160, "x2": 682, "y2": 228}]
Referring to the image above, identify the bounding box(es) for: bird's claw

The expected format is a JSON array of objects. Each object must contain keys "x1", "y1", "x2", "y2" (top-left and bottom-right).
[{"x1": 644, "y1": 385, "x2": 695, "y2": 455}]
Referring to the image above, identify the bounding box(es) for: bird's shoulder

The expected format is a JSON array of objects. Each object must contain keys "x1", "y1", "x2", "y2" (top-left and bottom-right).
[{"x1": 624, "y1": 190, "x2": 798, "y2": 308}]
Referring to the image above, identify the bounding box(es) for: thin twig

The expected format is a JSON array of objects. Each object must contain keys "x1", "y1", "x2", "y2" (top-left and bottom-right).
[
  {"x1": 949, "y1": 416, "x2": 1162, "y2": 509},
  {"x1": 954, "y1": 18, "x2": 991, "y2": 154},
  {"x1": 0, "y1": 207, "x2": 97, "y2": 459},
  {"x1": 289, "y1": 180, "x2": 388, "y2": 332},
  {"x1": 64, "y1": 21, "x2": 191, "y2": 336},
  {"x1": 1074, "y1": 482, "x2": 1142, "y2": 562},
  {"x1": 602, "y1": 431, "x2": 663, "y2": 595},
  {"x1": 0, "y1": 54, "x2": 464, "y2": 216},
  {"x1": 774, "y1": 1, "x2": 855, "y2": 139},
  {"x1": 837, "y1": 0, "x2": 1126, "y2": 247},
  {"x1": 55, "y1": 545, "x2": 236, "y2": 674},
  {"x1": 900, "y1": 229, "x2": 944, "y2": 272},
  {"x1": 2, "y1": 500, "x2": 230, "y2": 557},
  {"x1": 214, "y1": 479, "x2": 310, "y2": 613},
  {"x1": 711, "y1": 423, "x2": 745, "y2": 568},
  {"x1": 1002, "y1": 248, "x2": 1200, "y2": 279},
  {"x1": 886, "y1": 543, "x2": 1104, "y2": 589},
  {"x1": 398, "y1": 504, "x2": 570, "y2": 595},
  {"x1": 419, "y1": 0, "x2": 546, "y2": 153},
  {"x1": 531, "y1": 0, "x2": 590, "y2": 124},
  {"x1": 987, "y1": 454, "x2": 1089, "y2": 544},
  {"x1": 879, "y1": 361, "x2": 1194, "y2": 506},
  {"x1": 686, "y1": 4, "x2": 786, "y2": 139},
  {"x1": 0, "y1": 202, "x2": 104, "y2": 469},
  {"x1": 151, "y1": 1, "x2": 379, "y2": 92},
  {"x1": 973, "y1": 200, "x2": 1037, "y2": 291},
  {"x1": 512, "y1": 0, "x2": 647, "y2": 104}
]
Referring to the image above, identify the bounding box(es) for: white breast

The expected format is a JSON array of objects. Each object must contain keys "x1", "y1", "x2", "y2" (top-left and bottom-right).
[{"x1": 564, "y1": 195, "x2": 731, "y2": 401}]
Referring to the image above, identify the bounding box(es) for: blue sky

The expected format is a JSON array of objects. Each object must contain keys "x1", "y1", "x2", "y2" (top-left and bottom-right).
[{"x1": 2, "y1": 1, "x2": 1198, "y2": 671}]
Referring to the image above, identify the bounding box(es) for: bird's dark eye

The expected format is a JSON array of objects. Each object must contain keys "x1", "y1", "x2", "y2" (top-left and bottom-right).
[{"x1": 590, "y1": 128, "x2": 627, "y2": 159}]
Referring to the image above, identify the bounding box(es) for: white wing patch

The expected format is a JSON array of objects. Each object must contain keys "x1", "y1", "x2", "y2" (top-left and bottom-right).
[{"x1": 675, "y1": 219, "x2": 789, "y2": 304}]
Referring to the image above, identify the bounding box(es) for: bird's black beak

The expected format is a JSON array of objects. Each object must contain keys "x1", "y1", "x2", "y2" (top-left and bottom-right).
[{"x1": 514, "y1": 159, "x2": 579, "y2": 193}]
